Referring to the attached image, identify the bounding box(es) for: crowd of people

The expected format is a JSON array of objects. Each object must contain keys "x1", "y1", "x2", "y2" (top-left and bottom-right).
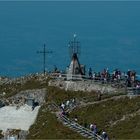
[
  {"x1": 50, "y1": 66, "x2": 140, "y2": 89},
  {"x1": 60, "y1": 98, "x2": 76, "y2": 111},
  {"x1": 88, "y1": 68, "x2": 140, "y2": 88},
  {"x1": 60, "y1": 98, "x2": 77, "y2": 117},
  {"x1": 88, "y1": 68, "x2": 124, "y2": 82}
]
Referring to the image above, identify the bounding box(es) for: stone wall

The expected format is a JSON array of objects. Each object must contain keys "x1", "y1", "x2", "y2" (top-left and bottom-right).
[
  {"x1": 3, "y1": 89, "x2": 46, "y2": 106},
  {"x1": 49, "y1": 79, "x2": 122, "y2": 94}
]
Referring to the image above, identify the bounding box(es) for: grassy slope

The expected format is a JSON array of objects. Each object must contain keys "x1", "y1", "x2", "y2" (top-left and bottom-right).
[
  {"x1": 0, "y1": 77, "x2": 85, "y2": 139},
  {"x1": 0, "y1": 77, "x2": 48, "y2": 98},
  {"x1": 47, "y1": 86, "x2": 98, "y2": 104},
  {"x1": 27, "y1": 86, "x2": 99, "y2": 139},
  {"x1": 108, "y1": 115, "x2": 140, "y2": 139},
  {"x1": 27, "y1": 105, "x2": 83, "y2": 139},
  {"x1": 1, "y1": 77, "x2": 140, "y2": 139},
  {"x1": 47, "y1": 85, "x2": 124, "y2": 105},
  {"x1": 27, "y1": 86, "x2": 126, "y2": 139},
  {"x1": 69, "y1": 96, "x2": 140, "y2": 139}
]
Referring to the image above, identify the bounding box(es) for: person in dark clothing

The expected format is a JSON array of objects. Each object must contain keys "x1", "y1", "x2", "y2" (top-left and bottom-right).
[
  {"x1": 84, "y1": 122, "x2": 88, "y2": 128},
  {"x1": 88, "y1": 67, "x2": 92, "y2": 78}
]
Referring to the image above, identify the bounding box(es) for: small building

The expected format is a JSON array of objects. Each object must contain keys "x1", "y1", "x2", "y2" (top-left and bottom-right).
[{"x1": 25, "y1": 98, "x2": 34, "y2": 106}]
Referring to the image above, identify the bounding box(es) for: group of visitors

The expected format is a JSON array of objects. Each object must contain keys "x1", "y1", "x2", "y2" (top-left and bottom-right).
[
  {"x1": 88, "y1": 68, "x2": 123, "y2": 82},
  {"x1": 60, "y1": 98, "x2": 77, "y2": 118},
  {"x1": 60, "y1": 98, "x2": 76, "y2": 111},
  {"x1": 88, "y1": 68, "x2": 139, "y2": 87},
  {"x1": 89, "y1": 123, "x2": 109, "y2": 140},
  {"x1": 60, "y1": 99, "x2": 110, "y2": 140}
]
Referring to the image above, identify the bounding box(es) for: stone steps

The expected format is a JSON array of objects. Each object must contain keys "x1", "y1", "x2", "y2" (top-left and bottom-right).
[
  {"x1": 53, "y1": 102, "x2": 102, "y2": 140},
  {"x1": 60, "y1": 115, "x2": 102, "y2": 140}
]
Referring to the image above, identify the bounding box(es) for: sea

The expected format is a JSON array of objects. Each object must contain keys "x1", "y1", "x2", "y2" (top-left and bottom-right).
[{"x1": 0, "y1": 1, "x2": 140, "y2": 77}]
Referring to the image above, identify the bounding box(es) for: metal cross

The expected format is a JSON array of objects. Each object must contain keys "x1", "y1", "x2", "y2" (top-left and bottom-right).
[{"x1": 37, "y1": 44, "x2": 52, "y2": 75}]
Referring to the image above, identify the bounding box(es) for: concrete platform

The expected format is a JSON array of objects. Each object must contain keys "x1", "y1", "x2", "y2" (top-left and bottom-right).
[{"x1": 0, "y1": 105, "x2": 40, "y2": 132}]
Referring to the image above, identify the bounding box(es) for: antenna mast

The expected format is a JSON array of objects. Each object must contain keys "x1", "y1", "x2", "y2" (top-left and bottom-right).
[{"x1": 69, "y1": 34, "x2": 80, "y2": 58}]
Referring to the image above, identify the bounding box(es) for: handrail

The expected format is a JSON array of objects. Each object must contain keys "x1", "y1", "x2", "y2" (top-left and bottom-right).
[
  {"x1": 60, "y1": 114, "x2": 103, "y2": 140},
  {"x1": 50, "y1": 73, "x2": 127, "y2": 83},
  {"x1": 51, "y1": 101, "x2": 103, "y2": 140}
]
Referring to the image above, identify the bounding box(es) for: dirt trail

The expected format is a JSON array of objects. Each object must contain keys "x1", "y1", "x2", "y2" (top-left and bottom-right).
[
  {"x1": 109, "y1": 109, "x2": 140, "y2": 127},
  {"x1": 79, "y1": 95, "x2": 128, "y2": 108}
]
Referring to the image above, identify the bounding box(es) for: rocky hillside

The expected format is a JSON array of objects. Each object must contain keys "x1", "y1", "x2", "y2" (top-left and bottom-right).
[{"x1": 0, "y1": 74, "x2": 140, "y2": 139}]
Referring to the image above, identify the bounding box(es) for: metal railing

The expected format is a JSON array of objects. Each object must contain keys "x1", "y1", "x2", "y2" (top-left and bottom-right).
[
  {"x1": 60, "y1": 113, "x2": 103, "y2": 140},
  {"x1": 127, "y1": 87, "x2": 140, "y2": 95},
  {"x1": 51, "y1": 102, "x2": 103, "y2": 140}
]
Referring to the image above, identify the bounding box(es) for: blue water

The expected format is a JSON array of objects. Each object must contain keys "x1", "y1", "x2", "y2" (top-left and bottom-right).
[{"x1": 0, "y1": 1, "x2": 140, "y2": 77}]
